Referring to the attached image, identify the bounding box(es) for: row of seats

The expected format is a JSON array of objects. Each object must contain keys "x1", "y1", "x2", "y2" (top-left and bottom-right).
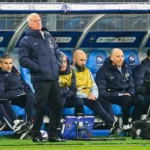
[{"x1": 17, "y1": 49, "x2": 140, "y2": 119}]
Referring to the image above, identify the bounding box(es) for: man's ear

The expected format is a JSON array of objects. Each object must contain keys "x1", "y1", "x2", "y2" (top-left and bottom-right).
[
  {"x1": 73, "y1": 57, "x2": 76, "y2": 64},
  {"x1": 110, "y1": 56, "x2": 113, "y2": 61}
]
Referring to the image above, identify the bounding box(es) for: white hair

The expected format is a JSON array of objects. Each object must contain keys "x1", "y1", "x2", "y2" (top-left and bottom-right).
[{"x1": 27, "y1": 13, "x2": 39, "y2": 24}]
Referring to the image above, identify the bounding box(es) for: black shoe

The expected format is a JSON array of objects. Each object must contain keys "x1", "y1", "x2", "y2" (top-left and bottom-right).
[
  {"x1": 123, "y1": 128, "x2": 132, "y2": 137},
  {"x1": 32, "y1": 137, "x2": 47, "y2": 142},
  {"x1": 48, "y1": 137, "x2": 65, "y2": 142}
]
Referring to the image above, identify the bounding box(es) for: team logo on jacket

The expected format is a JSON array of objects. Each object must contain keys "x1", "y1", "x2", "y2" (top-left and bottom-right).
[
  {"x1": 125, "y1": 73, "x2": 130, "y2": 79},
  {"x1": 96, "y1": 55, "x2": 103, "y2": 66},
  {"x1": 48, "y1": 38, "x2": 54, "y2": 50},
  {"x1": 128, "y1": 55, "x2": 135, "y2": 64}
]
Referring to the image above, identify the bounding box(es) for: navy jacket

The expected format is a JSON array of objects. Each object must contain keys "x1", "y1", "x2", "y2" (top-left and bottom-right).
[
  {"x1": 19, "y1": 28, "x2": 62, "y2": 82},
  {"x1": 59, "y1": 60, "x2": 77, "y2": 99},
  {"x1": 134, "y1": 58, "x2": 150, "y2": 94},
  {"x1": 96, "y1": 57, "x2": 135, "y2": 98},
  {"x1": 0, "y1": 66, "x2": 32, "y2": 100}
]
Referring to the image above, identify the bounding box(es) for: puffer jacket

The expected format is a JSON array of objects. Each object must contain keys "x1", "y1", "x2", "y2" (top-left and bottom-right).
[
  {"x1": 134, "y1": 58, "x2": 150, "y2": 95},
  {"x1": 0, "y1": 66, "x2": 31, "y2": 100},
  {"x1": 59, "y1": 60, "x2": 77, "y2": 99},
  {"x1": 19, "y1": 27, "x2": 62, "y2": 82},
  {"x1": 96, "y1": 57, "x2": 135, "y2": 98}
]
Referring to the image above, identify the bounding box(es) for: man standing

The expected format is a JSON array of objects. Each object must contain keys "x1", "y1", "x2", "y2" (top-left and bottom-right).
[
  {"x1": 96, "y1": 48, "x2": 143, "y2": 134},
  {"x1": 19, "y1": 13, "x2": 64, "y2": 142}
]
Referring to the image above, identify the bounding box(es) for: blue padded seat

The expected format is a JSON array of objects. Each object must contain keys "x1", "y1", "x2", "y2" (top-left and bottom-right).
[
  {"x1": 112, "y1": 104, "x2": 122, "y2": 116},
  {"x1": 123, "y1": 50, "x2": 140, "y2": 72},
  {"x1": 62, "y1": 108, "x2": 75, "y2": 116},
  {"x1": 20, "y1": 66, "x2": 34, "y2": 93},
  {"x1": 62, "y1": 50, "x2": 72, "y2": 62},
  {"x1": 86, "y1": 50, "x2": 107, "y2": 79},
  {"x1": 62, "y1": 106, "x2": 94, "y2": 116},
  {"x1": 12, "y1": 105, "x2": 25, "y2": 117}
]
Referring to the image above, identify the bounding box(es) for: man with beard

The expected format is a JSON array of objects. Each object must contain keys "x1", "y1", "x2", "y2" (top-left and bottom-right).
[
  {"x1": 96, "y1": 48, "x2": 143, "y2": 135},
  {"x1": 71, "y1": 49, "x2": 119, "y2": 135}
]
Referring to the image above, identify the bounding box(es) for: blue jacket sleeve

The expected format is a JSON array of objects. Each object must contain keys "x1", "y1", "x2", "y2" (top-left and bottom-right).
[
  {"x1": 62, "y1": 69, "x2": 77, "y2": 99},
  {"x1": 96, "y1": 67, "x2": 120, "y2": 98},
  {"x1": 0, "y1": 75, "x2": 17, "y2": 100},
  {"x1": 49, "y1": 34, "x2": 62, "y2": 69},
  {"x1": 126, "y1": 68, "x2": 135, "y2": 96},
  {"x1": 134, "y1": 64, "x2": 146, "y2": 94},
  {"x1": 19, "y1": 37, "x2": 40, "y2": 72}
]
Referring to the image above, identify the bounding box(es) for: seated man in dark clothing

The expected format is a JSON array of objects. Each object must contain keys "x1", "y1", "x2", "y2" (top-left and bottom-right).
[
  {"x1": 71, "y1": 49, "x2": 119, "y2": 134},
  {"x1": 59, "y1": 53, "x2": 84, "y2": 116},
  {"x1": 96, "y1": 48, "x2": 143, "y2": 133},
  {"x1": 134, "y1": 49, "x2": 150, "y2": 115},
  {"x1": 0, "y1": 100, "x2": 31, "y2": 139},
  {"x1": 0, "y1": 54, "x2": 34, "y2": 123}
]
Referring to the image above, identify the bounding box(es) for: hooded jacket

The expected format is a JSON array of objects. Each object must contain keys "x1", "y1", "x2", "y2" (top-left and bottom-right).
[
  {"x1": 0, "y1": 66, "x2": 32, "y2": 100},
  {"x1": 19, "y1": 28, "x2": 62, "y2": 82},
  {"x1": 96, "y1": 57, "x2": 135, "y2": 98},
  {"x1": 134, "y1": 57, "x2": 150, "y2": 95},
  {"x1": 59, "y1": 60, "x2": 77, "y2": 99}
]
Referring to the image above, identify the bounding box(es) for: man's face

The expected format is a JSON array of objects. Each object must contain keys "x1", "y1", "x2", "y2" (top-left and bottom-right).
[
  {"x1": 60, "y1": 56, "x2": 67, "y2": 72},
  {"x1": 28, "y1": 14, "x2": 42, "y2": 30},
  {"x1": 1, "y1": 58, "x2": 13, "y2": 72},
  {"x1": 74, "y1": 53, "x2": 87, "y2": 70},
  {"x1": 111, "y1": 50, "x2": 124, "y2": 67}
]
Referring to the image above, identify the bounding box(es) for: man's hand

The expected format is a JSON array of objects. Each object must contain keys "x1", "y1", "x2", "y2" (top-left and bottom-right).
[
  {"x1": 123, "y1": 93, "x2": 131, "y2": 96},
  {"x1": 87, "y1": 93, "x2": 96, "y2": 100}
]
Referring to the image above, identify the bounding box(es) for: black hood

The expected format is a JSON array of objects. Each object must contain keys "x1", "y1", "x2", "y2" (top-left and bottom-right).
[
  {"x1": 59, "y1": 59, "x2": 71, "y2": 75},
  {"x1": 141, "y1": 57, "x2": 150, "y2": 66},
  {"x1": 103, "y1": 57, "x2": 128, "y2": 69}
]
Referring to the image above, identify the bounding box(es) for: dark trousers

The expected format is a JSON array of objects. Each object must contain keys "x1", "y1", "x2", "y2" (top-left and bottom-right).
[
  {"x1": 142, "y1": 95, "x2": 150, "y2": 114},
  {"x1": 11, "y1": 94, "x2": 34, "y2": 122},
  {"x1": 83, "y1": 98, "x2": 114, "y2": 125},
  {"x1": 32, "y1": 80, "x2": 62, "y2": 138},
  {"x1": 61, "y1": 96, "x2": 84, "y2": 116},
  {"x1": 101, "y1": 95, "x2": 143, "y2": 125},
  {"x1": 0, "y1": 101, "x2": 17, "y2": 127}
]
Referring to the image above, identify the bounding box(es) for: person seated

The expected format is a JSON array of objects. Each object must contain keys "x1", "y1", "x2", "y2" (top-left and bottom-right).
[
  {"x1": 0, "y1": 54, "x2": 34, "y2": 123},
  {"x1": 134, "y1": 48, "x2": 150, "y2": 115},
  {"x1": 71, "y1": 49, "x2": 118, "y2": 134},
  {"x1": 59, "y1": 53, "x2": 84, "y2": 116},
  {"x1": 96, "y1": 48, "x2": 143, "y2": 134},
  {"x1": 0, "y1": 100, "x2": 31, "y2": 139}
]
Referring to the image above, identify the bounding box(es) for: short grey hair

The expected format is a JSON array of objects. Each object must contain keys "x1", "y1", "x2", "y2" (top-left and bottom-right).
[{"x1": 27, "y1": 13, "x2": 39, "y2": 24}]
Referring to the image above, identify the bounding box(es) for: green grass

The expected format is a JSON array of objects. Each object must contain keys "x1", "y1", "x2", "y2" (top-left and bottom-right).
[{"x1": 1, "y1": 137, "x2": 150, "y2": 150}]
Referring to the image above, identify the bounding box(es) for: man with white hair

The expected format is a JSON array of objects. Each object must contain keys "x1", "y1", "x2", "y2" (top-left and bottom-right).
[
  {"x1": 19, "y1": 13, "x2": 64, "y2": 142},
  {"x1": 96, "y1": 48, "x2": 143, "y2": 135}
]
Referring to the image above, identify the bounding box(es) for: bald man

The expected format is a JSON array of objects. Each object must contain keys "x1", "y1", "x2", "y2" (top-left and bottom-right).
[
  {"x1": 71, "y1": 50, "x2": 120, "y2": 134},
  {"x1": 96, "y1": 48, "x2": 143, "y2": 135}
]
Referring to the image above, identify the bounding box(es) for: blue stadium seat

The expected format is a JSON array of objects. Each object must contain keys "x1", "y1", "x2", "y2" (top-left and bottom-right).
[
  {"x1": 12, "y1": 105, "x2": 25, "y2": 117},
  {"x1": 86, "y1": 50, "x2": 107, "y2": 79},
  {"x1": 62, "y1": 50, "x2": 72, "y2": 62},
  {"x1": 62, "y1": 108, "x2": 75, "y2": 116},
  {"x1": 83, "y1": 105, "x2": 94, "y2": 115},
  {"x1": 62, "y1": 105, "x2": 94, "y2": 116},
  {"x1": 123, "y1": 50, "x2": 140, "y2": 72},
  {"x1": 20, "y1": 66, "x2": 34, "y2": 93},
  {"x1": 112, "y1": 104, "x2": 122, "y2": 116}
]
